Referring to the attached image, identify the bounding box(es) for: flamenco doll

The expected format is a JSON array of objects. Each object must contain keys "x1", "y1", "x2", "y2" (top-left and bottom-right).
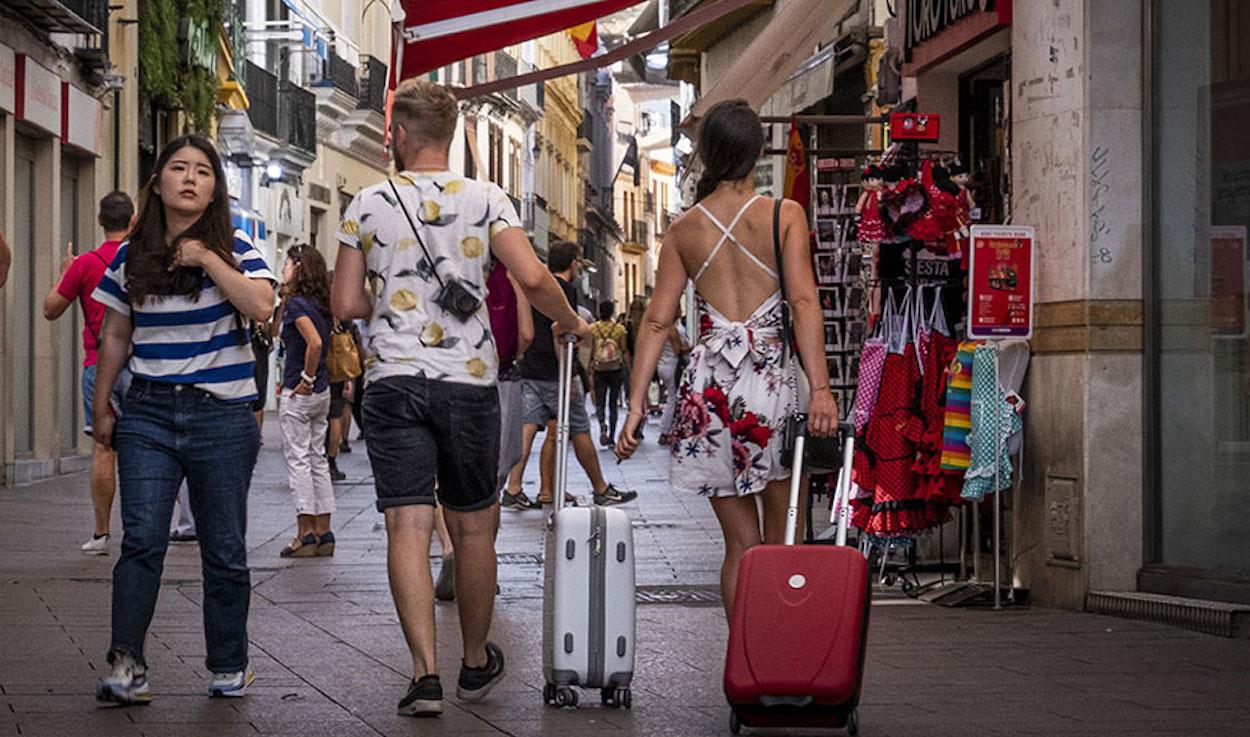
[
  {"x1": 949, "y1": 160, "x2": 976, "y2": 270},
  {"x1": 855, "y1": 164, "x2": 887, "y2": 245},
  {"x1": 857, "y1": 164, "x2": 887, "y2": 327}
]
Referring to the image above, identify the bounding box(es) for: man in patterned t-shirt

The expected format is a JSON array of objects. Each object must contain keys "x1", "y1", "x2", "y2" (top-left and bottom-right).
[{"x1": 331, "y1": 79, "x2": 587, "y2": 717}]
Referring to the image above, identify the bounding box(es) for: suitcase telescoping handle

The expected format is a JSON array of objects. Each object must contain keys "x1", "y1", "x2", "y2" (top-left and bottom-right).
[
  {"x1": 553, "y1": 333, "x2": 579, "y2": 513},
  {"x1": 783, "y1": 422, "x2": 855, "y2": 546}
]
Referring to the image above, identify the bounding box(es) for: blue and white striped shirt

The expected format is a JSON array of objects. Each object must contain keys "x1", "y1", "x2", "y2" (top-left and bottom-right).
[{"x1": 93, "y1": 231, "x2": 276, "y2": 402}]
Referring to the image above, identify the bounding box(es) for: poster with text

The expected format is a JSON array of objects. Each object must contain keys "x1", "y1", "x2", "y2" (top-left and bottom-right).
[
  {"x1": 1209, "y1": 225, "x2": 1247, "y2": 338},
  {"x1": 968, "y1": 225, "x2": 1035, "y2": 340}
]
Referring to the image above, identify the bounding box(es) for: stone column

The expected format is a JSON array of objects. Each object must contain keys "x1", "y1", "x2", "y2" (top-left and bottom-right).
[{"x1": 1012, "y1": 0, "x2": 1146, "y2": 608}]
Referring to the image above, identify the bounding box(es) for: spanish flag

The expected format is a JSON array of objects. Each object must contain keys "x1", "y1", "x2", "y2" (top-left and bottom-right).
[
  {"x1": 782, "y1": 118, "x2": 809, "y2": 214},
  {"x1": 569, "y1": 21, "x2": 598, "y2": 59}
]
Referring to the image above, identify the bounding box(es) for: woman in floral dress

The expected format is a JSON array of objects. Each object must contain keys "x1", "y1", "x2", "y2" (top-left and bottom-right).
[{"x1": 615, "y1": 100, "x2": 837, "y2": 618}]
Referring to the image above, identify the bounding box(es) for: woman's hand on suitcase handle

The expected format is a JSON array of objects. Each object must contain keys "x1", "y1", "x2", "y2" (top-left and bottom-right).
[
  {"x1": 615, "y1": 411, "x2": 645, "y2": 461},
  {"x1": 807, "y1": 388, "x2": 838, "y2": 438}
]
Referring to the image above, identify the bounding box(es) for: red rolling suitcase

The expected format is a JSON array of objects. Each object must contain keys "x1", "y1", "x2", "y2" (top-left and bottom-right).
[{"x1": 724, "y1": 422, "x2": 870, "y2": 735}]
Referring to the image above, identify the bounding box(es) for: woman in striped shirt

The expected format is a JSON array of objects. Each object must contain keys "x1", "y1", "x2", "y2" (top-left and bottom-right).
[{"x1": 91, "y1": 136, "x2": 276, "y2": 706}]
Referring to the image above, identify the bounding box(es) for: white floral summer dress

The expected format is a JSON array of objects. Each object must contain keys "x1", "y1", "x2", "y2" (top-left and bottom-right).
[{"x1": 669, "y1": 196, "x2": 801, "y2": 498}]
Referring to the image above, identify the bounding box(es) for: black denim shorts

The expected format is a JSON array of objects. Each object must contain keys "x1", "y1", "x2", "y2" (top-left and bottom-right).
[{"x1": 361, "y1": 375, "x2": 501, "y2": 513}]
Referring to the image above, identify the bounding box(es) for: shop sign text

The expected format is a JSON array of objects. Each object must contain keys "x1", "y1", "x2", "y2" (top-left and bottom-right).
[{"x1": 905, "y1": 0, "x2": 995, "y2": 52}]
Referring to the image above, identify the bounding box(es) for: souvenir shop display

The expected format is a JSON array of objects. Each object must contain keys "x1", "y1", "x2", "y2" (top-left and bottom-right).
[{"x1": 790, "y1": 116, "x2": 1029, "y2": 611}]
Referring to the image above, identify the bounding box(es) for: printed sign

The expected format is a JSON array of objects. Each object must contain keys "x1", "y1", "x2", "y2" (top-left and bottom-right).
[
  {"x1": 17, "y1": 54, "x2": 61, "y2": 136},
  {"x1": 968, "y1": 225, "x2": 1034, "y2": 339},
  {"x1": 1209, "y1": 225, "x2": 1247, "y2": 338}
]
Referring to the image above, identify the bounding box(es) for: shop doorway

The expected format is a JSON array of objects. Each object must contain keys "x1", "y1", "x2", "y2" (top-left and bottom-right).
[
  {"x1": 959, "y1": 56, "x2": 1011, "y2": 225},
  {"x1": 11, "y1": 135, "x2": 38, "y2": 456}
]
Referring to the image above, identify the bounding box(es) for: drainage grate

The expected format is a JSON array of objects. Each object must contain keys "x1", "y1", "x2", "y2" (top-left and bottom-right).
[
  {"x1": 497, "y1": 552, "x2": 544, "y2": 565},
  {"x1": 1086, "y1": 591, "x2": 1250, "y2": 638},
  {"x1": 635, "y1": 584, "x2": 722, "y2": 606}
]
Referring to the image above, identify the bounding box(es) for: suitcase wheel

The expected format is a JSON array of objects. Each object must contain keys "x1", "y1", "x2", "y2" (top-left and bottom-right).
[
  {"x1": 729, "y1": 710, "x2": 742, "y2": 735},
  {"x1": 845, "y1": 708, "x2": 859, "y2": 736},
  {"x1": 542, "y1": 683, "x2": 555, "y2": 705},
  {"x1": 600, "y1": 687, "x2": 632, "y2": 709},
  {"x1": 552, "y1": 686, "x2": 578, "y2": 708}
]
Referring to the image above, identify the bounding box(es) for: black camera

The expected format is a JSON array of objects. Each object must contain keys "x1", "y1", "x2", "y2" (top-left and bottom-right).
[{"x1": 434, "y1": 277, "x2": 482, "y2": 322}]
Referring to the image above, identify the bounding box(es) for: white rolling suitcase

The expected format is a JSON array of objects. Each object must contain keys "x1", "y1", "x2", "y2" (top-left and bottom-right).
[{"x1": 541, "y1": 336, "x2": 636, "y2": 709}]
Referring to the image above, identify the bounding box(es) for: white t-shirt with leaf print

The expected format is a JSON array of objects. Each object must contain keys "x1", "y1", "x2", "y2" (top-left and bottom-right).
[{"x1": 337, "y1": 171, "x2": 521, "y2": 387}]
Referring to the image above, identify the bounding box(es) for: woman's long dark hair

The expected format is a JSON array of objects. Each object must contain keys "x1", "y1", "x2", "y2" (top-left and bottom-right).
[
  {"x1": 695, "y1": 100, "x2": 765, "y2": 202},
  {"x1": 285, "y1": 244, "x2": 331, "y2": 317},
  {"x1": 125, "y1": 135, "x2": 236, "y2": 304}
]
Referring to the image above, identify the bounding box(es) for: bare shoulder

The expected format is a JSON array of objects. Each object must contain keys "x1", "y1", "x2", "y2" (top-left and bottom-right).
[
  {"x1": 778, "y1": 197, "x2": 806, "y2": 221},
  {"x1": 663, "y1": 207, "x2": 708, "y2": 246}
]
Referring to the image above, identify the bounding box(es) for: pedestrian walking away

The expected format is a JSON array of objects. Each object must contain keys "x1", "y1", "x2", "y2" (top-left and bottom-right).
[
  {"x1": 331, "y1": 79, "x2": 589, "y2": 718},
  {"x1": 589, "y1": 300, "x2": 628, "y2": 449},
  {"x1": 615, "y1": 100, "x2": 837, "y2": 621},
  {"x1": 274, "y1": 244, "x2": 336, "y2": 558},
  {"x1": 505, "y1": 241, "x2": 637, "y2": 509},
  {"x1": 624, "y1": 297, "x2": 647, "y2": 439},
  {"x1": 42, "y1": 191, "x2": 136, "y2": 555},
  {"x1": 488, "y1": 259, "x2": 535, "y2": 511},
  {"x1": 89, "y1": 135, "x2": 276, "y2": 706},
  {"x1": 655, "y1": 318, "x2": 689, "y2": 447}
]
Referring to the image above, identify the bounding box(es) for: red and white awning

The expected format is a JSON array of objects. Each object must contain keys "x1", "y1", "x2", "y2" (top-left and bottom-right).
[{"x1": 394, "y1": 0, "x2": 643, "y2": 81}]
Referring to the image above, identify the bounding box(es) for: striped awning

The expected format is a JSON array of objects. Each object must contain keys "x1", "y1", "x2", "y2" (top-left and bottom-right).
[{"x1": 395, "y1": 0, "x2": 644, "y2": 81}]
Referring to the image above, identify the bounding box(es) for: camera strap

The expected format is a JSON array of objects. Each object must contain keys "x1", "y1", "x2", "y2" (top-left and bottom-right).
[
  {"x1": 388, "y1": 179, "x2": 451, "y2": 294},
  {"x1": 385, "y1": 178, "x2": 492, "y2": 337}
]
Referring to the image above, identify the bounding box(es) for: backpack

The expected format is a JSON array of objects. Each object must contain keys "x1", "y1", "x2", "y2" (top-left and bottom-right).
[
  {"x1": 327, "y1": 324, "x2": 362, "y2": 382},
  {"x1": 486, "y1": 262, "x2": 520, "y2": 372},
  {"x1": 593, "y1": 325, "x2": 623, "y2": 371}
]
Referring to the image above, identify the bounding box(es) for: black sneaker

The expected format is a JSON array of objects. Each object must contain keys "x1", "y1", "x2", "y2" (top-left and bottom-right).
[
  {"x1": 456, "y1": 642, "x2": 505, "y2": 702},
  {"x1": 500, "y1": 490, "x2": 540, "y2": 511},
  {"x1": 594, "y1": 485, "x2": 637, "y2": 506},
  {"x1": 397, "y1": 675, "x2": 443, "y2": 717},
  {"x1": 328, "y1": 458, "x2": 346, "y2": 483}
]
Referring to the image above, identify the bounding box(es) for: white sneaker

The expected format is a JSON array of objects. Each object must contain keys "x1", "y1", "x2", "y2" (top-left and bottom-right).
[
  {"x1": 209, "y1": 670, "x2": 254, "y2": 697},
  {"x1": 81, "y1": 534, "x2": 110, "y2": 556},
  {"x1": 96, "y1": 651, "x2": 152, "y2": 706}
]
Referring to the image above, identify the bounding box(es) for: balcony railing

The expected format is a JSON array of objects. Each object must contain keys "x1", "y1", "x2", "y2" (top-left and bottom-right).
[
  {"x1": 226, "y1": 1, "x2": 246, "y2": 89},
  {"x1": 630, "y1": 219, "x2": 649, "y2": 246},
  {"x1": 23, "y1": 0, "x2": 106, "y2": 35},
  {"x1": 246, "y1": 61, "x2": 280, "y2": 139},
  {"x1": 359, "y1": 56, "x2": 388, "y2": 114},
  {"x1": 644, "y1": 191, "x2": 655, "y2": 214},
  {"x1": 281, "y1": 82, "x2": 317, "y2": 155},
  {"x1": 320, "y1": 52, "x2": 358, "y2": 98}
]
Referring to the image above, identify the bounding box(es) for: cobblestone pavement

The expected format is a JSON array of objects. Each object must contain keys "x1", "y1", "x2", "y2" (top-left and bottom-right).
[{"x1": 2, "y1": 409, "x2": 1249, "y2": 737}]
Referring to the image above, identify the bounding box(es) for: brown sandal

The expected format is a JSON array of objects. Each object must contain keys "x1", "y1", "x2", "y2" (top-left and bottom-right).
[{"x1": 280, "y1": 533, "x2": 319, "y2": 558}]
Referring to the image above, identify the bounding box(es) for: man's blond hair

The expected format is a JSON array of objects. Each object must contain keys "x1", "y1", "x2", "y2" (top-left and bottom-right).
[{"x1": 392, "y1": 79, "x2": 458, "y2": 147}]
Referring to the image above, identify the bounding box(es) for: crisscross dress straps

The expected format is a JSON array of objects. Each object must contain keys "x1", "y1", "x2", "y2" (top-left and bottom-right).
[{"x1": 691, "y1": 195, "x2": 777, "y2": 283}]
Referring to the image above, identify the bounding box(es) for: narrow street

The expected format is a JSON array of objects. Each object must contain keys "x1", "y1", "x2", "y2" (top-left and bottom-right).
[{"x1": 1, "y1": 413, "x2": 1248, "y2": 737}]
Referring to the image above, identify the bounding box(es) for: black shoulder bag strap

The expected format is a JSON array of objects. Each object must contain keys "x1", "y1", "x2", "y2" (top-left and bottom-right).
[
  {"x1": 388, "y1": 179, "x2": 450, "y2": 294},
  {"x1": 772, "y1": 198, "x2": 800, "y2": 369},
  {"x1": 84, "y1": 251, "x2": 112, "y2": 346}
]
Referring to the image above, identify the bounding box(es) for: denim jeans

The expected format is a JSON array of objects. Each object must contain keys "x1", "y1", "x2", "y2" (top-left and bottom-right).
[{"x1": 110, "y1": 379, "x2": 260, "y2": 673}]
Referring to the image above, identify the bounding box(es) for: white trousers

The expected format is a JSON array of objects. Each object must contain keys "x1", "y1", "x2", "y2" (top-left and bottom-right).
[
  {"x1": 657, "y1": 356, "x2": 680, "y2": 435},
  {"x1": 280, "y1": 388, "x2": 335, "y2": 516}
]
